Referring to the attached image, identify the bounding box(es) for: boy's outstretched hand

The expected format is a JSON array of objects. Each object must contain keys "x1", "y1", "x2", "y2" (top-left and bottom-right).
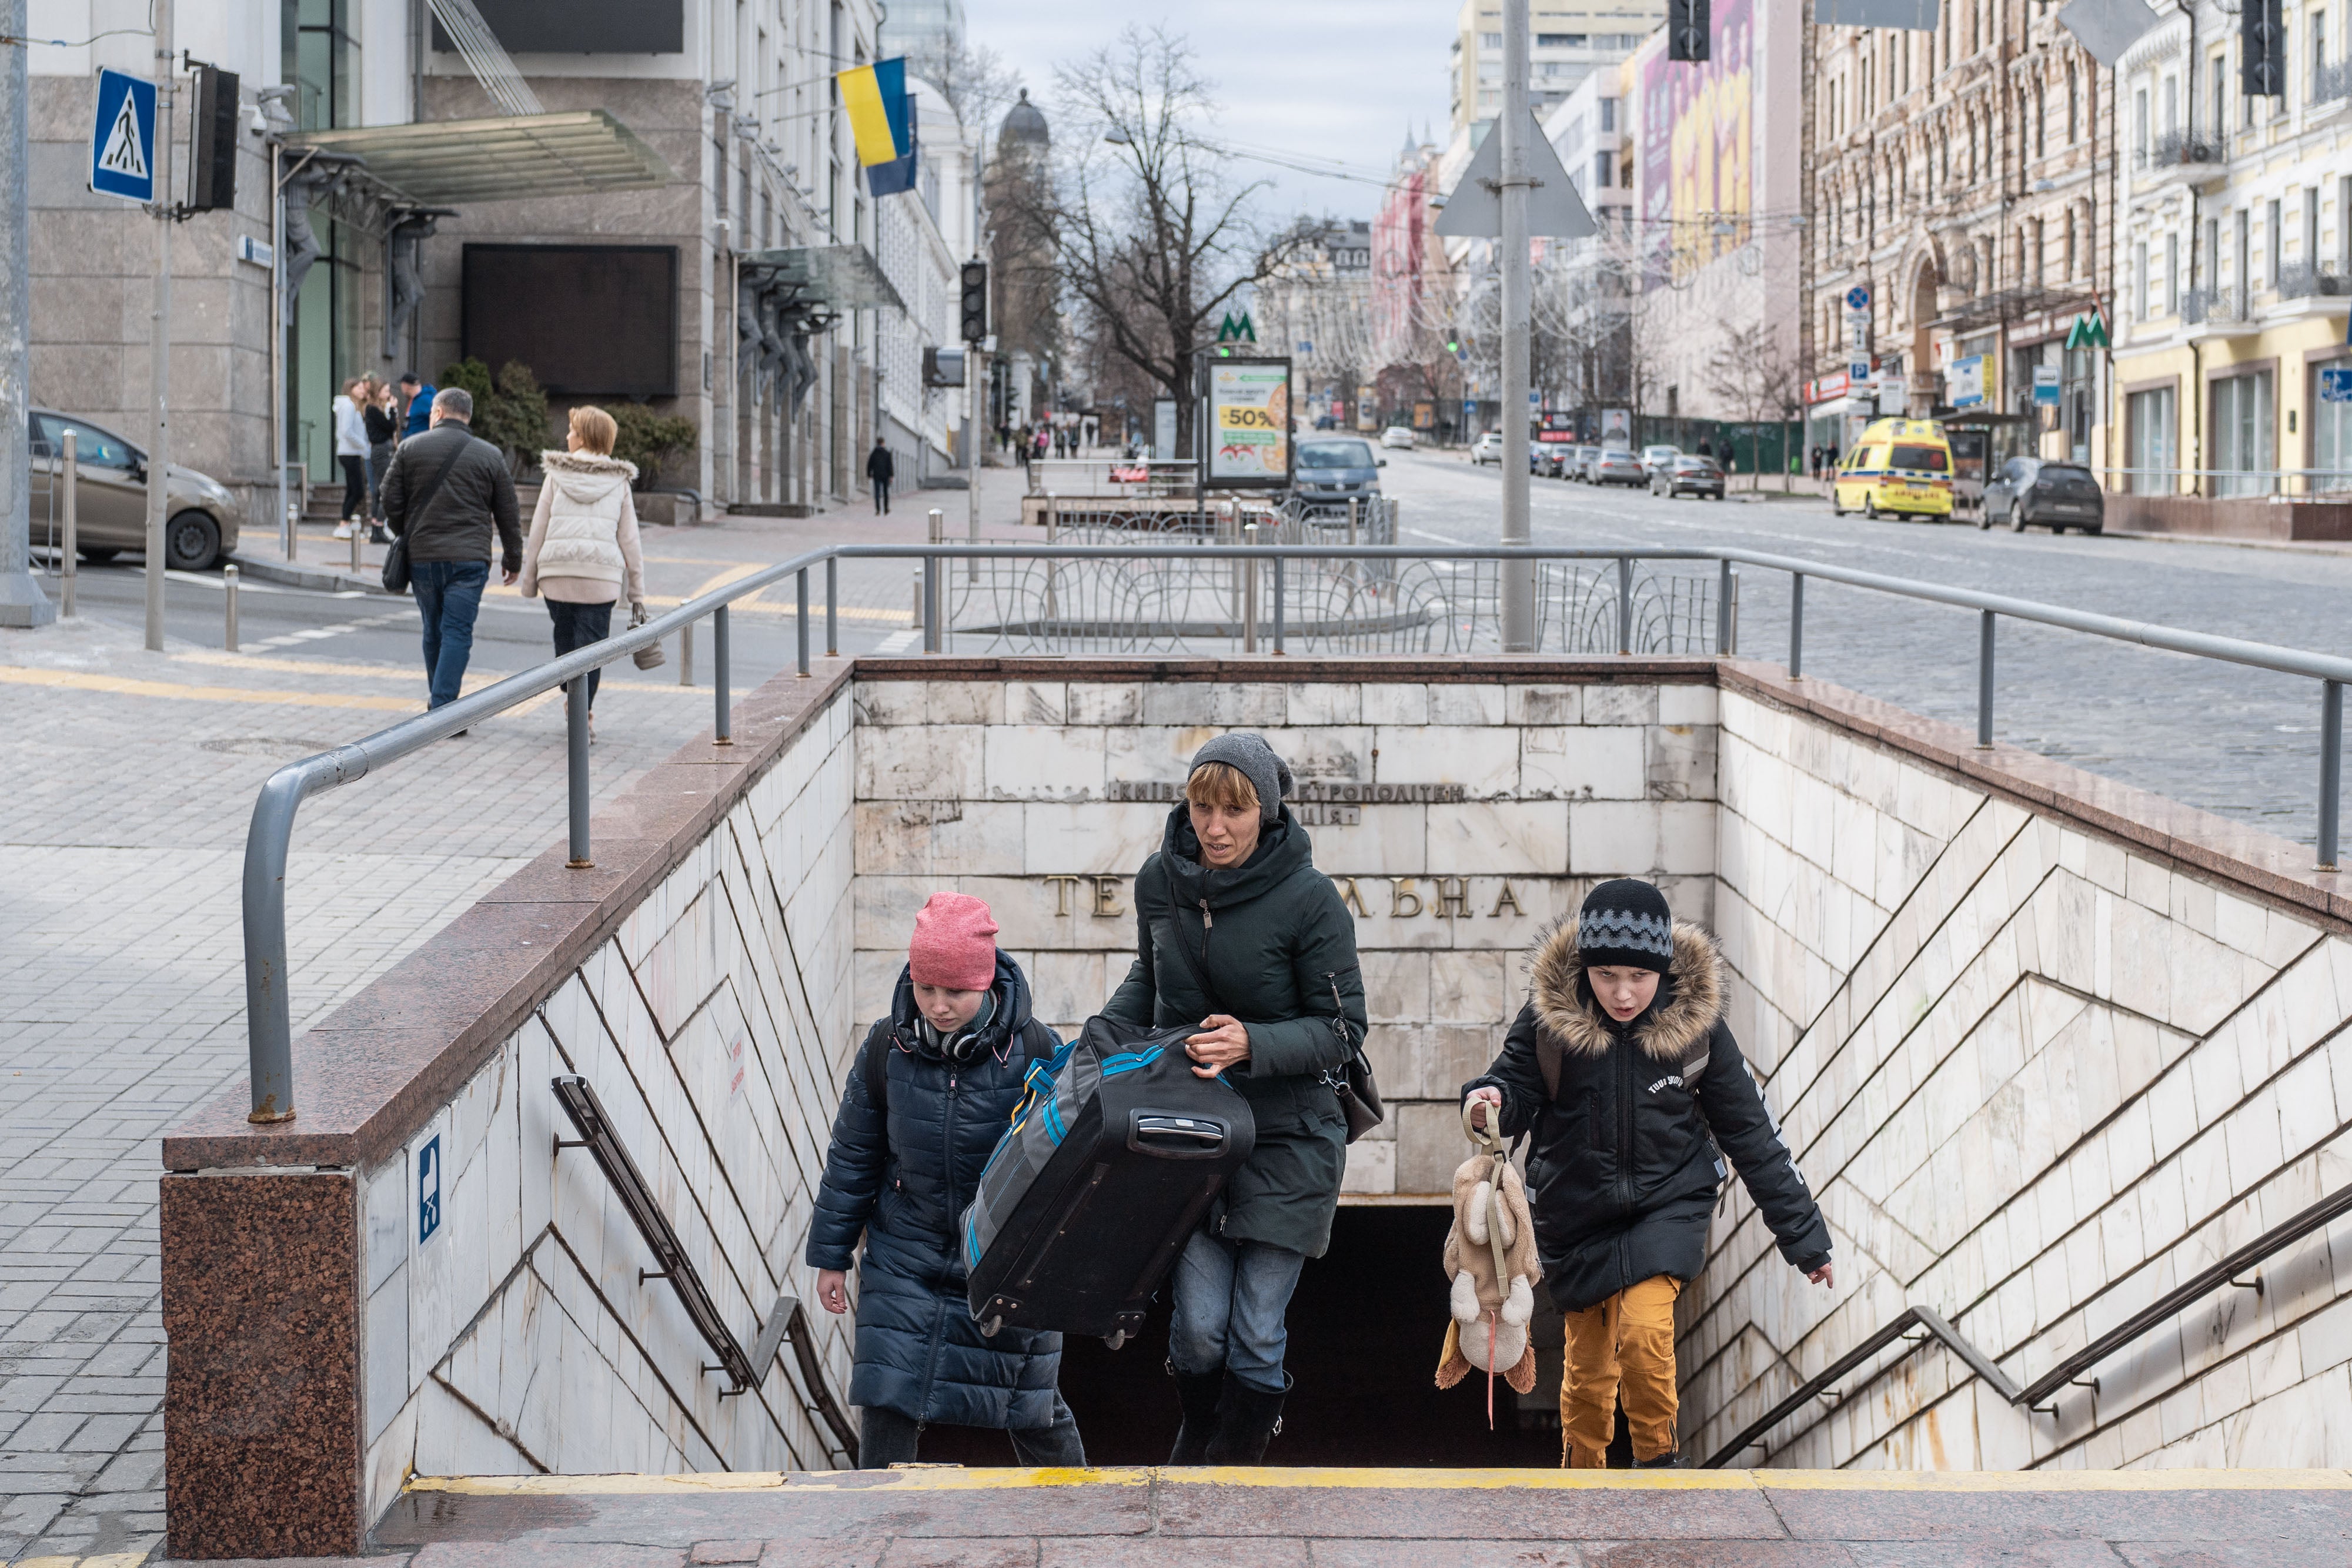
[
  {"x1": 1807, "y1": 1263, "x2": 1835, "y2": 1288},
  {"x1": 817, "y1": 1269, "x2": 851, "y2": 1315}
]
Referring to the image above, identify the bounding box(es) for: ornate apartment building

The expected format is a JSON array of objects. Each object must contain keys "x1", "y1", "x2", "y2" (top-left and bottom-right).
[
  {"x1": 1804, "y1": 0, "x2": 2113, "y2": 464},
  {"x1": 2108, "y1": 0, "x2": 2351, "y2": 530}
]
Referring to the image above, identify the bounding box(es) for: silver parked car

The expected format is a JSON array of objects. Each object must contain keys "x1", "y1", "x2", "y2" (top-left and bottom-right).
[
  {"x1": 1592, "y1": 447, "x2": 1648, "y2": 487},
  {"x1": 1980, "y1": 456, "x2": 2105, "y2": 534},
  {"x1": 27, "y1": 409, "x2": 241, "y2": 569}
]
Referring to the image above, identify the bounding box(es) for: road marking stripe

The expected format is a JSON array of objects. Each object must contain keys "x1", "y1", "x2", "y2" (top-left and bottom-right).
[
  {"x1": 399, "y1": 1465, "x2": 2352, "y2": 1497},
  {"x1": 0, "y1": 665, "x2": 420, "y2": 711}
]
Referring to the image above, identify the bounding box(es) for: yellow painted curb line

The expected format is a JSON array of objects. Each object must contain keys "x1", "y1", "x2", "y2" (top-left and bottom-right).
[
  {"x1": 0, "y1": 664, "x2": 419, "y2": 712},
  {"x1": 402, "y1": 1465, "x2": 2352, "y2": 1498}
]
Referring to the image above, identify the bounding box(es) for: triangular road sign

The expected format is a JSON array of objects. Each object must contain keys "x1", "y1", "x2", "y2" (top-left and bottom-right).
[{"x1": 1435, "y1": 110, "x2": 1596, "y2": 240}]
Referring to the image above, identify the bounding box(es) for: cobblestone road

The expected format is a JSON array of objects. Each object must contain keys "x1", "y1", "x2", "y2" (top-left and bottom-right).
[{"x1": 1379, "y1": 450, "x2": 2352, "y2": 850}]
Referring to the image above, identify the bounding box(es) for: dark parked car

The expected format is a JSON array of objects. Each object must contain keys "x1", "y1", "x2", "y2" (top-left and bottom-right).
[
  {"x1": 1591, "y1": 447, "x2": 1648, "y2": 487},
  {"x1": 1291, "y1": 436, "x2": 1386, "y2": 508},
  {"x1": 1981, "y1": 456, "x2": 2104, "y2": 534},
  {"x1": 26, "y1": 409, "x2": 240, "y2": 569},
  {"x1": 1652, "y1": 453, "x2": 1726, "y2": 499}
]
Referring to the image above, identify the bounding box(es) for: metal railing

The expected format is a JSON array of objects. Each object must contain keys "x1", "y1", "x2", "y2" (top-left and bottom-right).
[
  {"x1": 553, "y1": 1074, "x2": 858, "y2": 1465},
  {"x1": 238, "y1": 541, "x2": 2351, "y2": 1123},
  {"x1": 1704, "y1": 1178, "x2": 2352, "y2": 1466},
  {"x1": 2180, "y1": 285, "x2": 2250, "y2": 325},
  {"x1": 2096, "y1": 465, "x2": 2352, "y2": 499},
  {"x1": 2276, "y1": 260, "x2": 2351, "y2": 300},
  {"x1": 2135, "y1": 129, "x2": 2227, "y2": 170}
]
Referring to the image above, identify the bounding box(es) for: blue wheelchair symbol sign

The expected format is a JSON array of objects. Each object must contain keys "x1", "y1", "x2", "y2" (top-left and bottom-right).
[
  {"x1": 88, "y1": 69, "x2": 158, "y2": 203},
  {"x1": 416, "y1": 1135, "x2": 442, "y2": 1246},
  {"x1": 2321, "y1": 368, "x2": 2352, "y2": 404}
]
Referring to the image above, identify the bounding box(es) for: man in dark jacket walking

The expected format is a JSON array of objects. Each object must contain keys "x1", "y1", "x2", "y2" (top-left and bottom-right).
[
  {"x1": 1465, "y1": 879, "x2": 1831, "y2": 1468},
  {"x1": 380, "y1": 388, "x2": 520, "y2": 713},
  {"x1": 1103, "y1": 734, "x2": 1368, "y2": 1466},
  {"x1": 866, "y1": 437, "x2": 895, "y2": 514},
  {"x1": 806, "y1": 894, "x2": 1086, "y2": 1467}
]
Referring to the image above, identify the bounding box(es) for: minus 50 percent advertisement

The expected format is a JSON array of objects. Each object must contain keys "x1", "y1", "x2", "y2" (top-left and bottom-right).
[{"x1": 1207, "y1": 362, "x2": 1291, "y2": 486}]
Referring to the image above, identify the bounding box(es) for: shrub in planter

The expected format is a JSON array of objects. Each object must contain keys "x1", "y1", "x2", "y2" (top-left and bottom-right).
[{"x1": 609, "y1": 403, "x2": 700, "y2": 491}]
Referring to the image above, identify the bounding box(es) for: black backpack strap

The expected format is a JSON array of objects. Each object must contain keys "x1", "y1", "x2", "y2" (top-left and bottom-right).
[{"x1": 860, "y1": 1028, "x2": 893, "y2": 1119}]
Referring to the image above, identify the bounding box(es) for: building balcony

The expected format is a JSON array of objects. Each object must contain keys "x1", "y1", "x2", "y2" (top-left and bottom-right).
[
  {"x1": 2181, "y1": 286, "x2": 2255, "y2": 333},
  {"x1": 2278, "y1": 262, "x2": 2351, "y2": 300},
  {"x1": 2309, "y1": 58, "x2": 2352, "y2": 123},
  {"x1": 2132, "y1": 131, "x2": 2227, "y2": 192}
]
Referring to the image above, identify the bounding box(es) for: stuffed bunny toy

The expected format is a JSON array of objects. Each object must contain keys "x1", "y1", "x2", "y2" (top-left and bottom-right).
[{"x1": 1435, "y1": 1131, "x2": 1541, "y2": 1401}]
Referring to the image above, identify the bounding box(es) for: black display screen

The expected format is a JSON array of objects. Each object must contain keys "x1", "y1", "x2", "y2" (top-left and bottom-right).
[
  {"x1": 460, "y1": 245, "x2": 679, "y2": 398},
  {"x1": 435, "y1": 0, "x2": 683, "y2": 55}
]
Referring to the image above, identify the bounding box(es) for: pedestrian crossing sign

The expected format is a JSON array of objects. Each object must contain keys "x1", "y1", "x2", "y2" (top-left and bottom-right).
[{"x1": 88, "y1": 68, "x2": 157, "y2": 203}]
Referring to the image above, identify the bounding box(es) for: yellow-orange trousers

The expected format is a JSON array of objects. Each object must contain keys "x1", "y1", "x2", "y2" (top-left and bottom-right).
[{"x1": 1561, "y1": 1273, "x2": 1681, "y2": 1466}]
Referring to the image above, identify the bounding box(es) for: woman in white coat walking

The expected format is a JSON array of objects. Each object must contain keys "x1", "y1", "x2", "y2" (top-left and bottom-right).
[{"x1": 519, "y1": 405, "x2": 646, "y2": 735}]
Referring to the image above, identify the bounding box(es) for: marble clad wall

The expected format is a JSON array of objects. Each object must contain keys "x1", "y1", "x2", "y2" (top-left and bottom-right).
[
  {"x1": 1692, "y1": 686, "x2": 2352, "y2": 1469},
  {"x1": 356, "y1": 686, "x2": 860, "y2": 1526},
  {"x1": 847, "y1": 675, "x2": 1721, "y2": 1199}
]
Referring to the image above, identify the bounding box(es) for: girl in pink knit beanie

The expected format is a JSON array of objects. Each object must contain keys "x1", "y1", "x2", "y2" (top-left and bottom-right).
[{"x1": 803, "y1": 891, "x2": 1087, "y2": 1467}]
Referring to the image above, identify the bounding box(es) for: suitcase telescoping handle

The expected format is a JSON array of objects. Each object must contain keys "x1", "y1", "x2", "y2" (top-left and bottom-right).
[{"x1": 1128, "y1": 1111, "x2": 1232, "y2": 1159}]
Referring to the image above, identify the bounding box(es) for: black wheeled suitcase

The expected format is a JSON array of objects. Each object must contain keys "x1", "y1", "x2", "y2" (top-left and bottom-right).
[{"x1": 960, "y1": 1015, "x2": 1255, "y2": 1347}]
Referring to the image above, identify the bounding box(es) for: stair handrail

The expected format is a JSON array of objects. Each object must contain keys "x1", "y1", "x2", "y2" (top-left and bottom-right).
[
  {"x1": 1703, "y1": 1178, "x2": 2352, "y2": 1467},
  {"x1": 552, "y1": 1073, "x2": 859, "y2": 1466}
]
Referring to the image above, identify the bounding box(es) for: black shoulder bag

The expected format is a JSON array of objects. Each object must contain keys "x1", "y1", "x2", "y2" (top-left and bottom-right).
[
  {"x1": 380, "y1": 437, "x2": 470, "y2": 595},
  {"x1": 1158, "y1": 904, "x2": 1384, "y2": 1144}
]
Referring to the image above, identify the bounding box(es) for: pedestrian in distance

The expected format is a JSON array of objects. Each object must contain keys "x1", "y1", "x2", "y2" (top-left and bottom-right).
[
  {"x1": 518, "y1": 405, "x2": 645, "y2": 741},
  {"x1": 1101, "y1": 734, "x2": 1369, "y2": 1465},
  {"x1": 362, "y1": 377, "x2": 399, "y2": 545},
  {"x1": 1463, "y1": 879, "x2": 1832, "y2": 1469},
  {"x1": 380, "y1": 387, "x2": 520, "y2": 721},
  {"x1": 806, "y1": 892, "x2": 1088, "y2": 1469},
  {"x1": 332, "y1": 379, "x2": 369, "y2": 539},
  {"x1": 866, "y1": 437, "x2": 895, "y2": 515},
  {"x1": 397, "y1": 372, "x2": 436, "y2": 439}
]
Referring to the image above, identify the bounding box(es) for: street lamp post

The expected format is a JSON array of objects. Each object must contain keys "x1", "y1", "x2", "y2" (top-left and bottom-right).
[{"x1": 1499, "y1": 0, "x2": 1535, "y2": 651}]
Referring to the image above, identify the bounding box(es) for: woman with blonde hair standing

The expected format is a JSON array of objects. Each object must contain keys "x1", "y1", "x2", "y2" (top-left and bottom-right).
[{"x1": 519, "y1": 404, "x2": 646, "y2": 736}]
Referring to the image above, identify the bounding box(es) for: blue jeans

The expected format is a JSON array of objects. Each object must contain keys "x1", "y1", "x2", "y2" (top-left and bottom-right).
[
  {"x1": 1167, "y1": 1229, "x2": 1305, "y2": 1395},
  {"x1": 410, "y1": 559, "x2": 489, "y2": 708}
]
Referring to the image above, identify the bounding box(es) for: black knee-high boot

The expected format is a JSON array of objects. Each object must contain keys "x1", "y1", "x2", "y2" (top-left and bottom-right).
[
  {"x1": 1168, "y1": 1363, "x2": 1225, "y2": 1464},
  {"x1": 1203, "y1": 1373, "x2": 1289, "y2": 1465}
]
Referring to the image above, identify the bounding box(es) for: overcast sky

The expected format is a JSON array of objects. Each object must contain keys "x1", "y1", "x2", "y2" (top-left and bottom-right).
[{"x1": 961, "y1": 0, "x2": 1455, "y2": 225}]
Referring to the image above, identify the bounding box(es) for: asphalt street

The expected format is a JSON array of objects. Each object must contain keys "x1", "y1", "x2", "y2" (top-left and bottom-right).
[{"x1": 1378, "y1": 449, "x2": 2352, "y2": 850}]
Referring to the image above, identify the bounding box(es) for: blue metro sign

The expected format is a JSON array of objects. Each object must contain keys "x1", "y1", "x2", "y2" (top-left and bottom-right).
[{"x1": 88, "y1": 68, "x2": 157, "y2": 203}]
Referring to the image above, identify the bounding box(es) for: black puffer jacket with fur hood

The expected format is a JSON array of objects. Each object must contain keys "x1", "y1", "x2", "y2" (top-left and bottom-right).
[{"x1": 1463, "y1": 919, "x2": 1830, "y2": 1313}]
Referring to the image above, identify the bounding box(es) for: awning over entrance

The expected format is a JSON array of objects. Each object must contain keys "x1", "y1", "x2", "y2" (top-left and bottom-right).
[
  {"x1": 288, "y1": 111, "x2": 671, "y2": 205},
  {"x1": 739, "y1": 245, "x2": 906, "y2": 314}
]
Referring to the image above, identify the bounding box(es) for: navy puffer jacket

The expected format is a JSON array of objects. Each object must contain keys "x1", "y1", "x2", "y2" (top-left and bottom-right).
[{"x1": 804, "y1": 952, "x2": 1063, "y2": 1428}]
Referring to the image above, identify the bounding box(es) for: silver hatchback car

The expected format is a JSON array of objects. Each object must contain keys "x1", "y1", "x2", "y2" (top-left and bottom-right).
[{"x1": 26, "y1": 409, "x2": 241, "y2": 570}]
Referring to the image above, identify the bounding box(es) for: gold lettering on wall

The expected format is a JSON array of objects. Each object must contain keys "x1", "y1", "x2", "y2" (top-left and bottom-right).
[
  {"x1": 1331, "y1": 876, "x2": 1370, "y2": 917},
  {"x1": 1432, "y1": 877, "x2": 1471, "y2": 918},
  {"x1": 1090, "y1": 875, "x2": 1127, "y2": 919},
  {"x1": 1044, "y1": 874, "x2": 1084, "y2": 917},
  {"x1": 1389, "y1": 877, "x2": 1424, "y2": 918},
  {"x1": 1490, "y1": 880, "x2": 1526, "y2": 918}
]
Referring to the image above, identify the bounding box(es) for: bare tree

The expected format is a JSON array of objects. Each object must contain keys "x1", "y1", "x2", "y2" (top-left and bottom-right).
[
  {"x1": 926, "y1": 43, "x2": 1023, "y2": 159},
  {"x1": 1705, "y1": 319, "x2": 1805, "y2": 491},
  {"x1": 1028, "y1": 27, "x2": 1314, "y2": 456}
]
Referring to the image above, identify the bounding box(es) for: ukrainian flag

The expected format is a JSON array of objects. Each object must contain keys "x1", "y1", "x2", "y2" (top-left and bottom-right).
[{"x1": 838, "y1": 56, "x2": 911, "y2": 168}]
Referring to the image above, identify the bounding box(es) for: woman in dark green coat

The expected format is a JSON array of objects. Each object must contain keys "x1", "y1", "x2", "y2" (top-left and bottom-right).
[{"x1": 1102, "y1": 733, "x2": 1368, "y2": 1465}]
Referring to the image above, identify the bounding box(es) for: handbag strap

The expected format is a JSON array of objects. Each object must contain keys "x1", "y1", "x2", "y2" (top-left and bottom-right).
[
  {"x1": 394, "y1": 434, "x2": 472, "y2": 537},
  {"x1": 1157, "y1": 901, "x2": 1229, "y2": 1018}
]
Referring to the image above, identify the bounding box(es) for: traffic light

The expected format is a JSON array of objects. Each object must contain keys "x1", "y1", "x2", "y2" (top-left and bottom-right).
[
  {"x1": 1668, "y1": 0, "x2": 1711, "y2": 61},
  {"x1": 958, "y1": 260, "x2": 988, "y2": 343},
  {"x1": 188, "y1": 63, "x2": 240, "y2": 212},
  {"x1": 2241, "y1": 0, "x2": 2283, "y2": 96}
]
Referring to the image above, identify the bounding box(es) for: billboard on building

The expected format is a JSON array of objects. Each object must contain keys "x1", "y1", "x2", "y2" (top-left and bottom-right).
[
  {"x1": 1641, "y1": 0, "x2": 1755, "y2": 283},
  {"x1": 1204, "y1": 360, "x2": 1292, "y2": 487}
]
